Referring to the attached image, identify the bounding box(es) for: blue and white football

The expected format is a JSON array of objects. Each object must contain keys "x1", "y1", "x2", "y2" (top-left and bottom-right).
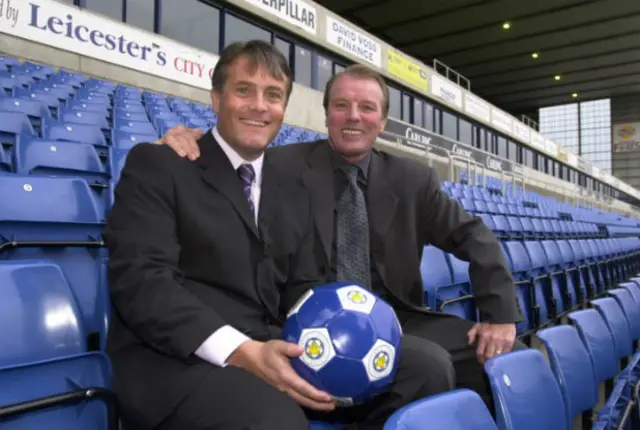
[{"x1": 282, "y1": 282, "x2": 403, "y2": 407}]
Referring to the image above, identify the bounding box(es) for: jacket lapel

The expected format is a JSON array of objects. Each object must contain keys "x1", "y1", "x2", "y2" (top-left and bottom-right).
[
  {"x1": 367, "y1": 151, "x2": 398, "y2": 288},
  {"x1": 301, "y1": 142, "x2": 335, "y2": 266},
  {"x1": 195, "y1": 131, "x2": 259, "y2": 239}
]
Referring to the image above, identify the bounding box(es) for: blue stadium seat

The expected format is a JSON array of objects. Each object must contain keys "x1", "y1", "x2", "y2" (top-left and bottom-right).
[
  {"x1": 14, "y1": 136, "x2": 110, "y2": 185},
  {"x1": 536, "y1": 325, "x2": 598, "y2": 427},
  {"x1": 567, "y1": 309, "x2": 619, "y2": 398},
  {"x1": 0, "y1": 261, "x2": 116, "y2": 429},
  {"x1": 0, "y1": 96, "x2": 51, "y2": 133},
  {"x1": 0, "y1": 175, "x2": 110, "y2": 351},
  {"x1": 589, "y1": 297, "x2": 634, "y2": 363},
  {"x1": 0, "y1": 111, "x2": 35, "y2": 151},
  {"x1": 0, "y1": 261, "x2": 86, "y2": 366},
  {"x1": 606, "y1": 288, "x2": 640, "y2": 345},
  {"x1": 484, "y1": 349, "x2": 567, "y2": 430},
  {"x1": 383, "y1": 389, "x2": 498, "y2": 430}
]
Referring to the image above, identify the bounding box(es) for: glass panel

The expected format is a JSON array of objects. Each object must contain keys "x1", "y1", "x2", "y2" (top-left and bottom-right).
[
  {"x1": 316, "y1": 55, "x2": 332, "y2": 91},
  {"x1": 275, "y1": 38, "x2": 291, "y2": 67},
  {"x1": 85, "y1": 0, "x2": 123, "y2": 21},
  {"x1": 126, "y1": 0, "x2": 155, "y2": 31},
  {"x1": 402, "y1": 94, "x2": 411, "y2": 123},
  {"x1": 459, "y1": 119, "x2": 472, "y2": 146},
  {"x1": 424, "y1": 102, "x2": 434, "y2": 131},
  {"x1": 294, "y1": 46, "x2": 312, "y2": 87},
  {"x1": 441, "y1": 110, "x2": 457, "y2": 140},
  {"x1": 413, "y1": 99, "x2": 423, "y2": 127},
  {"x1": 159, "y1": 0, "x2": 219, "y2": 53},
  {"x1": 225, "y1": 14, "x2": 270, "y2": 47},
  {"x1": 388, "y1": 86, "x2": 401, "y2": 119},
  {"x1": 497, "y1": 137, "x2": 507, "y2": 158}
]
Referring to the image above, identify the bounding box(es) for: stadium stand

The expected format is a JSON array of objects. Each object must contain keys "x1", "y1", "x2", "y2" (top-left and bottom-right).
[{"x1": 1, "y1": 53, "x2": 639, "y2": 429}]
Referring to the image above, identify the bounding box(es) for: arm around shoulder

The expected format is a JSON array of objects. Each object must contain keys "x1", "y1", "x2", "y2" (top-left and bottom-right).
[
  {"x1": 104, "y1": 144, "x2": 230, "y2": 361},
  {"x1": 417, "y1": 167, "x2": 522, "y2": 323}
]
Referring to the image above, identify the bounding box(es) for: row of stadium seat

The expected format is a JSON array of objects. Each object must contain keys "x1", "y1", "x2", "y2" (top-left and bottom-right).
[
  {"x1": 1, "y1": 55, "x2": 639, "y2": 429},
  {"x1": 387, "y1": 302, "x2": 640, "y2": 429}
]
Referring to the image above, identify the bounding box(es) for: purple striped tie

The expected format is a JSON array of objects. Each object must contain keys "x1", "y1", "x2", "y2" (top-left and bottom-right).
[{"x1": 237, "y1": 163, "x2": 255, "y2": 214}]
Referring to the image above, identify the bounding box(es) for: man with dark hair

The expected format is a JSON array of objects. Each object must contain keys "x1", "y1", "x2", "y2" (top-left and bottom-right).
[
  {"x1": 106, "y1": 40, "x2": 455, "y2": 430},
  {"x1": 157, "y1": 60, "x2": 526, "y2": 412}
]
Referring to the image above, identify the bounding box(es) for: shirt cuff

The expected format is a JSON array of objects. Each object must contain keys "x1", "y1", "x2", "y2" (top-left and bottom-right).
[{"x1": 194, "y1": 325, "x2": 251, "y2": 367}]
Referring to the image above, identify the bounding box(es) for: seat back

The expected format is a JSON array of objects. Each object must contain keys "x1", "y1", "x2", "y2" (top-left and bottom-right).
[
  {"x1": 0, "y1": 175, "x2": 109, "y2": 350},
  {"x1": 590, "y1": 297, "x2": 633, "y2": 360},
  {"x1": 607, "y1": 288, "x2": 640, "y2": 342},
  {"x1": 536, "y1": 325, "x2": 598, "y2": 427},
  {"x1": 484, "y1": 349, "x2": 567, "y2": 430},
  {"x1": 383, "y1": 389, "x2": 498, "y2": 430},
  {"x1": 567, "y1": 309, "x2": 619, "y2": 384},
  {"x1": 0, "y1": 261, "x2": 86, "y2": 367}
]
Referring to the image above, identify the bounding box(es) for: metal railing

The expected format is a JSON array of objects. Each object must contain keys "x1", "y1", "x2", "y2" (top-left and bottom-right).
[{"x1": 433, "y1": 59, "x2": 471, "y2": 91}]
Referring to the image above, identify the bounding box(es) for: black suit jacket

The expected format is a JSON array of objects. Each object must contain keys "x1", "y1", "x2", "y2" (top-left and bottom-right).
[
  {"x1": 102, "y1": 132, "x2": 319, "y2": 429},
  {"x1": 272, "y1": 140, "x2": 522, "y2": 324}
]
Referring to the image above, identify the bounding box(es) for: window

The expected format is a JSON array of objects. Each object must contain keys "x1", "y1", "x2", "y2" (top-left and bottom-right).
[
  {"x1": 294, "y1": 46, "x2": 312, "y2": 87},
  {"x1": 159, "y1": 0, "x2": 220, "y2": 53},
  {"x1": 497, "y1": 137, "x2": 507, "y2": 158},
  {"x1": 424, "y1": 102, "x2": 434, "y2": 131},
  {"x1": 126, "y1": 0, "x2": 155, "y2": 32},
  {"x1": 413, "y1": 99, "x2": 423, "y2": 128},
  {"x1": 334, "y1": 63, "x2": 345, "y2": 74},
  {"x1": 315, "y1": 54, "x2": 332, "y2": 91},
  {"x1": 225, "y1": 14, "x2": 271, "y2": 47},
  {"x1": 433, "y1": 108, "x2": 441, "y2": 134},
  {"x1": 275, "y1": 38, "x2": 291, "y2": 67},
  {"x1": 441, "y1": 110, "x2": 457, "y2": 140},
  {"x1": 402, "y1": 94, "x2": 411, "y2": 123},
  {"x1": 85, "y1": 0, "x2": 123, "y2": 20},
  {"x1": 459, "y1": 119, "x2": 472, "y2": 146},
  {"x1": 388, "y1": 86, "x2": 401, "y2": 120}
]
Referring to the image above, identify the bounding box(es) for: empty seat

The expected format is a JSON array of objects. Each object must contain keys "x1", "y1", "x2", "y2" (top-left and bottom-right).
[
  {"x1": 536, "y1": 325, "x2": 598, "y2": 428},
  {"x1": 0, "y1": 175, "x2": 110, "y2": 351},
  {"x1": 0, "y1": 261, "x2": 85, "y2": 366},
  {"x1": 590, "y1": 297, "x2": 634, "y2": 363},
  {"x1": 0, "y1": 263, "x2": 114, "y2": 429},
  {"x1": 14, "y1": 136, "x2": 110, "y2": 186},
  {"x1": 383, "y1": 389, "x2": 498, "y2": 430},
  {"x1": 484, "y1": 349, "x2": 567, "y2": 430}
]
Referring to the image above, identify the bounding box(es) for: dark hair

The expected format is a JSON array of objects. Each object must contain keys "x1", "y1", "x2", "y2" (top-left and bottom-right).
[
  {"x1": 211, "y1": 40, "x2": 293, "y2": 103},
  {"x1": 322, "y1": 64, "x2": 390, "y2": 118}
]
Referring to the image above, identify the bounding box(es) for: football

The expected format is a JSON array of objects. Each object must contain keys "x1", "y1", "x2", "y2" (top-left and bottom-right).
[{"x1": 282, "y1": 282, "x2": 403, "y2": 407}]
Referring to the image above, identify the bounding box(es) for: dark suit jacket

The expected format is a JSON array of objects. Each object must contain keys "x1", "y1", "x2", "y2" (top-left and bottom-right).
[
  {"x1": 102, "y1": 132, "x2": 319, "y2": 429},
  {"x1": 273, "y1": 140, "x2": 521, "y2": 324}
]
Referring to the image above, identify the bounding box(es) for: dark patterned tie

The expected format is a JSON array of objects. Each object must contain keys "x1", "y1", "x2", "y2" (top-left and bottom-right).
[
  {"x1": 336, "y1": 165, "x2": 371, "y2": 289},
  {"x1": 237, "y1": 163, "x2": 255, "y2": 214}
]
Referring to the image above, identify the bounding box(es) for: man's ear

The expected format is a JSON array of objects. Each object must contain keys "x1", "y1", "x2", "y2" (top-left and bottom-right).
[
  {"x1": 379, "y1": 117, "x2": 387, "y2": 134},
  {"x1": 210, "y1": 89, "x2": 221, "y2": 115}
]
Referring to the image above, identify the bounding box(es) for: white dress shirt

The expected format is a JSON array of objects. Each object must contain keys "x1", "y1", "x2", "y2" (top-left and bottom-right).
[{"x1": 194, "y1": 127, "x2": 264, "y2": 367}]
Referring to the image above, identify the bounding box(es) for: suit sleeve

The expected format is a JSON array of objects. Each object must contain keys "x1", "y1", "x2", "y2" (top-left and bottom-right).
[
  {"x1": 103, "y1": 144, "x2": 226, "y2": 361},
  {"x1": 418, "y1": 168, "x2": 522, "y2": 324},
  {"x1": 280, "y1": 190, "x2": 322, "y2": 316}
]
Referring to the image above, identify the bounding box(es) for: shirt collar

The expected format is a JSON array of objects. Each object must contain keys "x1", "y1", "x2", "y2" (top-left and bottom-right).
[
  {"x1": 212, "y1": 127, "x2": 264, "y2": 184},
  {"x1": 328, "y1": 145, "x2": 372, "y2": 181}
]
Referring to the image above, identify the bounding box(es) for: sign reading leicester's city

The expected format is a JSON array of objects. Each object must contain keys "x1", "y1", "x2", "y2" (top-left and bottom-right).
[
  {"x1": 0, "y1": 0, "x2": 219, "y2": 90},
  {"x1": 326, "y1": 16, "x2": 381, "y2": 68},
  {"x1": 383, "y1": 118, "x2": 515, "y2": 173},
  {"x1": 243, "y1": 0, "x2": 317, "y2": 35}
]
